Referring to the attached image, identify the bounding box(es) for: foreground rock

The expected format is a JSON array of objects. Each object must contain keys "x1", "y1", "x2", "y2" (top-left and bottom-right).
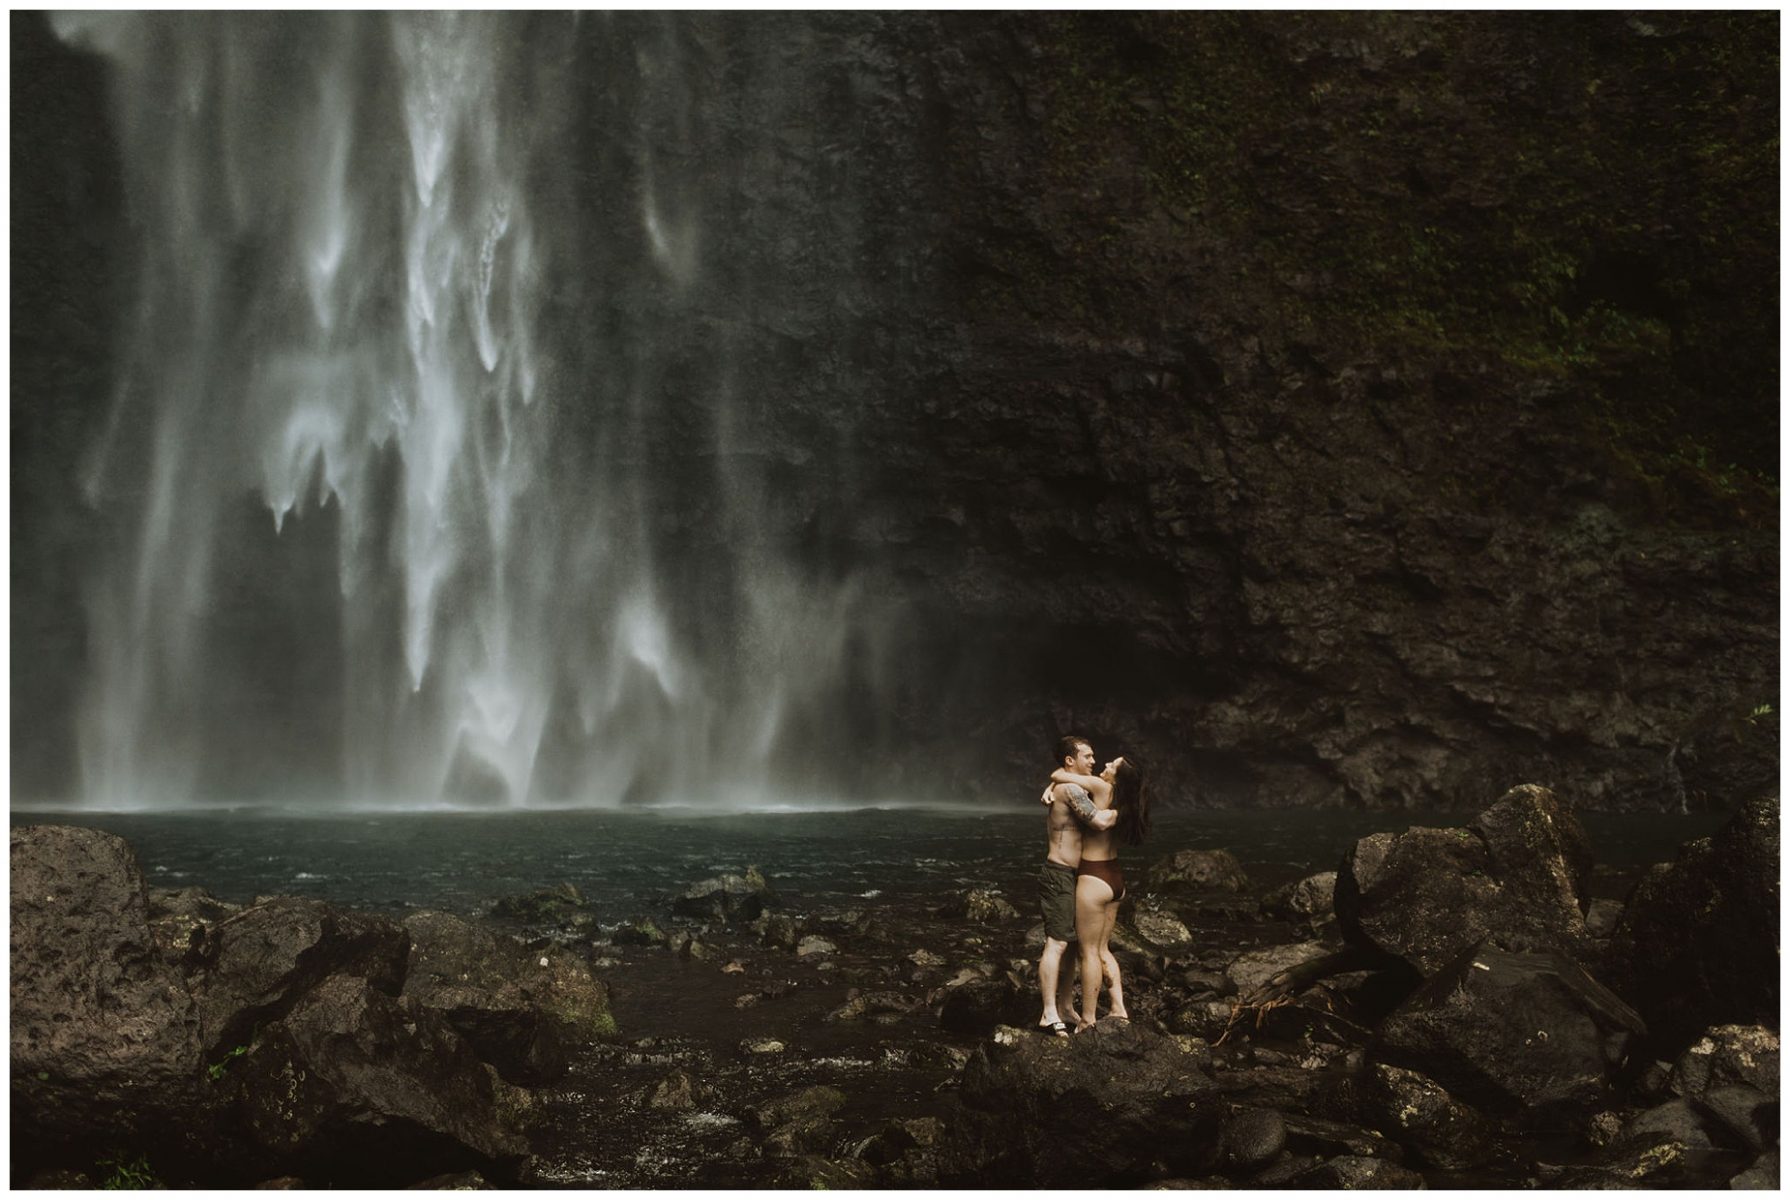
[
  {"x1": 1604, "y1": 796, "x2": 1779, "y2": 1056},
  {"x1": 189, "y1": 897, "x2": 409, "y2": 1060},
  {"x1": 402, "y1": 911, "x2": 614, "y2": 1085},
  {"x1": 943, "y1": 1021, "x2": 1222, "y2": 1184},
  {"x1": 227, "y1": 975, "x2": 529, "y2": 1186},
  {"x1": 11, "y1": 826, "x2": 208, "y2": 1156},
  {"x1": 1336, "y1": 785, "x2": 1593, "y2": 976},
  {"x1": 1322, "y1": 1063, "x2": 1495, "y2": 1170},
  {"x1": 1375, "y1": 941, "x2": 1644, "y2": 1123}
]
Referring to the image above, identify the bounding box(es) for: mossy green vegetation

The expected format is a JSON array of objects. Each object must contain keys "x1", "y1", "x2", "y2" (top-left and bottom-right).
[
  {"x1": 995, "y1": 12, "x2": 1775, "y2": 513},
  {"x1": 97, "y1": 1154, "x2": 159, "y2": 1190}
]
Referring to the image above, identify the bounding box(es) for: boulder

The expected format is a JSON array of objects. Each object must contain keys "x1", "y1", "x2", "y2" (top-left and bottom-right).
[
  {"x1": 188, "y1": 897, "x2": 409, "y2": 1061},
  {"x1": 11, "y1": 825, "x2": 207, "y2": 1148},
  {"x1": 489, "y1": 882, "x2": 586, "y2": 926},
  {"x1": 945, "y1": 1019, "x2": 1223, "y2": 1185},
  {"x1": 1288, "y1": 1156, "x2": 1426, "y2": 1188},
  {"x1": 610, "y1": 916, "x2": 669, "y2": 946},
  {"x1": 400, "y1": 910, "x2": 613, "y2": 1085},
  {"x1": 1218, "y1": 1108, "x2": 1287, "y2": 1174},
  {"x1": 146, "y1": 885, "x2": 242, "y2": 969},
  {"x1": 1147, "y1": 849, "x2": 1251, "y2": 894},
  {"x1": 1669, "y1": 1024, "x2": 1778, "y2": 1099},
  {"x1": 1132, "y1": 907, "x2": 1195, "y2": 951},
  {"x1": 938, "y1": 976, "x2": 1033, "y2": 1035},
  {"x1": 1261, "y1": 872, "x2": 1337, "y2": 930},
  {"x1": 1337, "y1": 785, "x2": 1593, "y2": 977},
  {"x1": 1666, "y1": 1025, "x2": 1778, "y2": 1153},
  {"x1": 827, "y1": 989, "x2": 920, "y2": 1022},
  {"x1": 1611, "y1": 1098, "x2": 1717, "y2": 1151},
  {"x1": 1730, "y1": 1147, "x2": 1780, "y2": 1189},
  {"x1": 671, "y1": 866, "x2": 779, "y2": 924},
  {"x1": 647, "y1": 1069, "x2": 710, "y2": 1111},
  {"x1": 795, "y1": 935, "x2": 837, "y2": 957},
  {"x1": 1323, "y1": 1063, "x2": 1494, "y2": 1170},
  {"x1": 226, "y1": 975, "x2": 528, "y2": 1186},
  {"x1": 1375, "y1": 940, "x2": 1644, "y2": 1123},
  {"x1": 1605, "y1": 798, "x2": 1779, "y2": 1056},
  {"x1": 407, "y1": 1171, "x2": 493, "y2": 1189},
  {"x1": 750, "y1": 912, "x2": 805, "y2": 949},
  {"x1": 1226, "y1": 940, "x2": 1332, "y2": 996},
  {"x1": 750, "y1": 1085, "x2": 848, "y2": 1130},
  {"x1": 939, "y1": 888, "x2": 1022, "y2": 922}
]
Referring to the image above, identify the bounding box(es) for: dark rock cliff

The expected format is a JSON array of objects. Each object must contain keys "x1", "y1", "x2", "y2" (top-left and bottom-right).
[{"x1": 12, "y1": 12, "x2": 1776, "y2": 809}]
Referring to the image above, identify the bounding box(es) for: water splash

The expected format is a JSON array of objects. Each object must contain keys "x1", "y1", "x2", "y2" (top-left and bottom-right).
[{"x1": 52, "y1": 12, "x2": 893, "y2": 810}]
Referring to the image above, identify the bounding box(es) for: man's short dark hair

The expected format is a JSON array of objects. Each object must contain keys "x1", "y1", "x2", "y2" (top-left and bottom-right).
[{"x1": 1056, "y1": 735, "x2": 1091, "y2": 765}]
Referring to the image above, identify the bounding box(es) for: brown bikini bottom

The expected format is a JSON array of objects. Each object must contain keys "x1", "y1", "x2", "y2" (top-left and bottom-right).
[{"x1": 1076, "y1": 857, "x2": 1125, "y2": 902}]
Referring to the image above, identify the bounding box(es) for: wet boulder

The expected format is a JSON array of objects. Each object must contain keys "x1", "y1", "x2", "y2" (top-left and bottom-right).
[
  {"x1": 1132, "y1": 906, "x2": 1195, "y2": 951},
  {"x1": 1147, "y1": 849, "x2": 1251, "y2": 894},
  {"x1": 1219, "y1": 1107, "x2": 1287, "y2": 1174},
  {"x1": 146, "y1": 885, "x2": 242, "y2": 969},
  {"x1": 610, "y1": 916, "x2": 669, "y2": 946},
  {"x1": 1322, "y1": 1063, "x2": 1495, "y2": 1170},
  {"x1": 11, "y1": 825, "x2": 208, "y2": 1149},
  {"x1": 1288, "y1": 1156, "x2": 1425, "y2": 1188},
  {"x1": 490, "y1": 882, "x2": 587, "y2": 927},
  {"x1": 1226, "y1": 940, "x2": 1333, "y2": 996},
  {"x1": 1261, "y1": 871, "x2": 1337, "y2": 933},
  {"x1": 1336, "y1": 784, "x2": 1593, "y2": 975},
  {"x1": 1375, "y1": 940, "x2": 1644, "y2": 1123},
  {"x1": 671, "y1": 865, "x2": 780, "y2": 924},
  {"x1": 1667, "y1": 1025, "x2": 1778, "y2": 1153},
  {"x1": 749, "y1": 1084, "x2": 847, "y2": 1131},
  {"x1": 938, "y1": 974, "x2": 1032, "y2": 1034},
  {"x1": 938, "y1": 887, "x2": 1021, "y2": 922},
  {"x1": 1604, "y1": 797, "x2": 1779, "y2": 1056},
  {"x1": 945, "y1": 1019, "x2": 1223, "y2": 1185},
  {"x1": 188, "y1": 897, "x2": 409, "y2": 1061},
  {"x1": 400, "y1": 910, "x2": 613, "y2": 1086},
  {"x1": 226, "y1": 974, "x2": 529, "y2": 1186}
]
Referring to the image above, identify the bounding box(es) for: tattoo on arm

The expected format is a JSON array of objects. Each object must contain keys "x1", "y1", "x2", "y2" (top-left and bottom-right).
[{"x1": 1062, "y1": 784, "x2": 1100, "y2": 826}]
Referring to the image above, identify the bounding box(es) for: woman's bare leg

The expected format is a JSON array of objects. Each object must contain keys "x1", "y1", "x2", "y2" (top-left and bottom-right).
[
  {"x1": 1074, "y1": 876, "x2": 1112, "y2": 1028},
  {"x1": 1098, "y1": 900, "x2": 1126, "y2": 1019}
]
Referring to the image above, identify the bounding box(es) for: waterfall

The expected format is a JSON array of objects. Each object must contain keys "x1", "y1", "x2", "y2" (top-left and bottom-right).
[{"x1": 50, "y1": 12, "x2": 898, "y2": 809}]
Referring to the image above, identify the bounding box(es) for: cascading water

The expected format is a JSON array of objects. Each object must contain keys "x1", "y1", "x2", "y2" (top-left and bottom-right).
[{"x1": 49, "y1": 12, "x2": 903, "y2": 809}]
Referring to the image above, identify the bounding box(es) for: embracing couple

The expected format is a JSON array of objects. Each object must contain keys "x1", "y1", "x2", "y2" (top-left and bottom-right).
[{"x1": 1035, "y1": 734, "x2": 1149, "y2": 1037}]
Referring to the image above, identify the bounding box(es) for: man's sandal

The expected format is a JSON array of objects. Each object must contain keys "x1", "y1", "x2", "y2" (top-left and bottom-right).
[{"x1": 1040, "y1": 1020, "x2": 1071, "y2": 1038}]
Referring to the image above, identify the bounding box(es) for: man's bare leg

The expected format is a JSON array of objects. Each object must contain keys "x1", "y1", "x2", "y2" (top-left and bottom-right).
[{"x1": 1039, "y1": 937, "x2": 1072, "y2": 1027}]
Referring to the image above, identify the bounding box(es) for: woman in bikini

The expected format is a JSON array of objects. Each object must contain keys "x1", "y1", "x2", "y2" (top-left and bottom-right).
[{"x1": 1049, "y1": 755, "x2": 1148, "y2": 1031}]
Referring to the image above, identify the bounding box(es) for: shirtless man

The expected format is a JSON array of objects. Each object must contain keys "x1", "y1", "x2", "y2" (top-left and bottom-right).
[{"x1": 1036, "y1": 735, "x2": 1115, "y2": 1036}]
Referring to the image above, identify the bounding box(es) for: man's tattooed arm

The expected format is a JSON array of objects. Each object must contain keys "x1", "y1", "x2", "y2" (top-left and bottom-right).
[{"x1": 1061, "y1": 783, "x2": 1100, "y2": 825}]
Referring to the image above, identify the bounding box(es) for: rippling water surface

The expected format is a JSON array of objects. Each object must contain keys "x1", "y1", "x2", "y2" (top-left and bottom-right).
[{"x1": 10, "y1": 806, "x2": 1728, "y2": 915}]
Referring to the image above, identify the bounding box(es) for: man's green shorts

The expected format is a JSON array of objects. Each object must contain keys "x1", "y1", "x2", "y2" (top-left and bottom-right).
[{"x1": 1038, "y1": 860, "x2": 1078, "y2": 943}]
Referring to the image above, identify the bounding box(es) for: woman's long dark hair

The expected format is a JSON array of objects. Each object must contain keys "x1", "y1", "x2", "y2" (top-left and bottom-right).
[{"x1": 1111, "y1": 757, "x2": 1149, "y2": 847}]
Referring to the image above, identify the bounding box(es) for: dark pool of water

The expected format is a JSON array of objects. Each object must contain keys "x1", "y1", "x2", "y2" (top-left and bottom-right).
[{"x1": 10, "y1": 805, "x2": 1729, "y2": 916}]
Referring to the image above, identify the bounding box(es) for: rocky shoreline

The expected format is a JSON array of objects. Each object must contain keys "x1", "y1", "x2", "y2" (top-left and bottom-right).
[{"x1": 12, "y1": 786, "x2": 1778, "y2": 1189}]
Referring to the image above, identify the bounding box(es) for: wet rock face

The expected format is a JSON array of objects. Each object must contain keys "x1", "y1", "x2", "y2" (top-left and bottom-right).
[
  {"x1": 401, "y1": 910, "x2": 613, "y2": 1086},
  {"x1": 227, "y1": 975, "x2": 529, "y2": 1186},
  {"x1": 1336, "y1": 784, "x2": 1592, "y2": 974},
  {"x1": 1323, "y1": 1063, "x2": 1495, "y2": 1170},
  {"x1": 11, "y1": 825, "x2": 207, "y2": 1145},
  {"x1": 1374, "y1": 941, "x2": 1643, "y2": 1122},
  {"x1": 189, "y1": 896, "x2": 410, "y2": 1061},
  {"x1": 1605, "y1": 796, "x2": 1779, "y2": 1056},
  {"x1": 947, "y1": 1020, "x2": 1222, "y2": 1185}
]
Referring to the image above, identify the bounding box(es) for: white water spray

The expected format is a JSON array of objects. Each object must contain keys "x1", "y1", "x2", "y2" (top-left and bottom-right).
[{"x1": 53, "y1": 13, "x2": 895, "y2": 809}]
